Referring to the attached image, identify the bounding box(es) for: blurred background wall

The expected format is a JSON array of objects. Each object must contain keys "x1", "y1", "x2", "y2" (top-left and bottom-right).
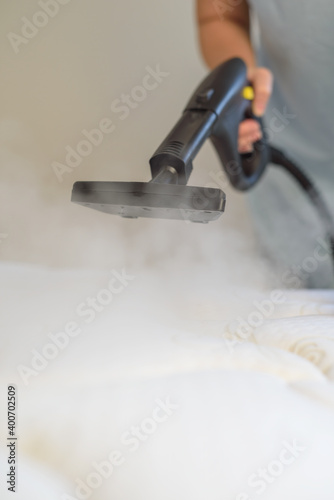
[{"x1": 1, "y1": 0, "x2": 203, "y2": 183}]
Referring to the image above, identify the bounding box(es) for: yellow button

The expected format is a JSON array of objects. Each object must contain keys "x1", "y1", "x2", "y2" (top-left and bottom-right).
[{"x1": 242, "y1": 86, "x2": 254, "y2": 100}]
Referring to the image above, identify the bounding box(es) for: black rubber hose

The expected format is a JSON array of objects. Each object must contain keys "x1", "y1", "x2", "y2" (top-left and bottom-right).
[{"x1": 269, "y1": 145, "x2": 334, "y2": 268}]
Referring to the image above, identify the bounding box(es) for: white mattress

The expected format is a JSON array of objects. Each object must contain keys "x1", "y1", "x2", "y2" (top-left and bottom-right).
[{"x1": 1, "y1": 256, "x2": 334, "y2": 499}]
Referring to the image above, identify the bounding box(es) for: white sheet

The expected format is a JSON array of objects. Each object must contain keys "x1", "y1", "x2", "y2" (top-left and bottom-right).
[{"x1": 1, "y1": 260, "x2": 334, "y2": 500}]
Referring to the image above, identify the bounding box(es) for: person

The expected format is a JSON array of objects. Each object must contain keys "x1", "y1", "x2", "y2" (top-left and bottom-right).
[{"x1": 196, "y1": 0, "x2": 334, "y2": 288}]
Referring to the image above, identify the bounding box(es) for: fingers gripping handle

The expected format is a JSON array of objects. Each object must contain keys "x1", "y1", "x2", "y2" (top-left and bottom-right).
[
  {"x1": 210, "y1": 105, "x2": 269, "y2": 191},
  {"x1": 185, "y1": 58, "x2": 269, "y2": 191},
  {"x1": 208, "y1": 61, "x2": 268, "y2": 191}
]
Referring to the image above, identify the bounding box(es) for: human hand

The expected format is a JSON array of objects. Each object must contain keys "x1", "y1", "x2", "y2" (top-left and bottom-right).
[{"x1": 238, "y1": 67, "x2": 273, "y2": 153}]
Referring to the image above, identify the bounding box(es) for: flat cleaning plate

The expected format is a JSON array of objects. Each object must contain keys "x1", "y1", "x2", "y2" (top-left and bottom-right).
[{"x1": 71, "y1": 181, "x2": 226, "y2": 223}]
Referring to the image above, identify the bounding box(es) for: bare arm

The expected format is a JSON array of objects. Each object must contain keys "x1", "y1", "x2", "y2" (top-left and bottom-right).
[
  {"x1": 196, "y1": 0, "x2": 273, "y2": 150},
  {"x1": 196, "y1": 0, "x2": 256, "y2": 75}
]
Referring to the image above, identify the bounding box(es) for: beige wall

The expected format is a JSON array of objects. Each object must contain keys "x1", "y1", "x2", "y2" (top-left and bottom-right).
[{"x1": 1, "y1": 1, "x2": 203, "y2": 184}]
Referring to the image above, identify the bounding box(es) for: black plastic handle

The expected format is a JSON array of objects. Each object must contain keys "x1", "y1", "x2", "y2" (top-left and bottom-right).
[
  {"x1": 149, "y1": 58, "x2": 268, "y2": 191},
  {"x1": 238, "y1": 113, "x2": 268, "y2": 188},
  {"x1": 187, "y1": 57, "x2": 268, "y2": 191}
]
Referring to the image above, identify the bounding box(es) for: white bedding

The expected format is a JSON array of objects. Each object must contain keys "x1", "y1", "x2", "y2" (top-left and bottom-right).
[{"x1": 1, "y1": 255, "x2": 334, "y2": 499}]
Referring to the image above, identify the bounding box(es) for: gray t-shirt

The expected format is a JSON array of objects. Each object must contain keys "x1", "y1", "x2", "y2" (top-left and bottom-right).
[{"x1": 247, "y1": 0, "x2": 334, "y2": 288}]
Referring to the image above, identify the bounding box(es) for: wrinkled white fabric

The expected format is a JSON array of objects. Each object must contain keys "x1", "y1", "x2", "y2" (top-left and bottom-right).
[{"x1": 1, "y1": 263, "x2": 334, "y2": 500}]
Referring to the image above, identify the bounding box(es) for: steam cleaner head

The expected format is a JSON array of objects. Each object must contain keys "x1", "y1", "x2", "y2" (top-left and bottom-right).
[
  {"x1": 71, "y1": 181, "x2": 226, "y2": 223},
  {"x1": 71, "y1": 58, "x2": 267, "y2": 223}
]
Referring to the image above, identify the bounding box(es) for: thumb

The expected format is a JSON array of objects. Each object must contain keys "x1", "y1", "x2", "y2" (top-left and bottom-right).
[{"x1": 251, "y1": 67, "x2": 273, "y2": 117}]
